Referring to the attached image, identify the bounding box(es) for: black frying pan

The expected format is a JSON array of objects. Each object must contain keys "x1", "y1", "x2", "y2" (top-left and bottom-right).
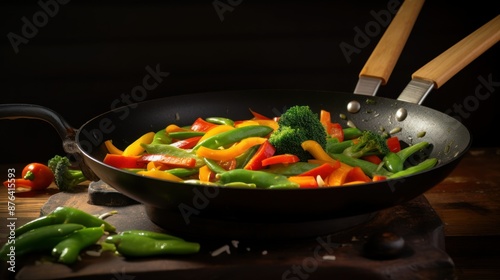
[{"x1": 0, "y1": 15, "x2": 497, "y2": 240}]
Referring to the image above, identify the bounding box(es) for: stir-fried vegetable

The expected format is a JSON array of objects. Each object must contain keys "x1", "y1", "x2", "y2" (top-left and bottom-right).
[{"x1": 102, "y1": 106, "x2": 438, "y2": 189}]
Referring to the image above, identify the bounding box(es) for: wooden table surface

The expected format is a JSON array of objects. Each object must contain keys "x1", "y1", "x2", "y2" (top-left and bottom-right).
[{"x1": 1, "y1": 147, "x2": 499, "y2": 279}]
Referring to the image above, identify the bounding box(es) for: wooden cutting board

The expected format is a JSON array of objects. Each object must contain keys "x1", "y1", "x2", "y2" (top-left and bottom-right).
[{"x1": 8, "y1": 182, "x2": 456, "y2": 280}]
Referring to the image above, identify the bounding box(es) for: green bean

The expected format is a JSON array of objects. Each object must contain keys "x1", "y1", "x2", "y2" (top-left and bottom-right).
[
  {"x1": 217, "y1": 169, "x2": 299, "y2": 189},
  {"x1": 193, "y1": 125, "x2": 273, "y2": 150},
  {"x1": 206, "y1": 117, "x2": 235, "y2": 126}
]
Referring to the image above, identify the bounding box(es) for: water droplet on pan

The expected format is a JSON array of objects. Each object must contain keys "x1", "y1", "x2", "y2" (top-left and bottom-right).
[
  {"x1": 347, "y1": 101, "x2": 361, "y2": 113},
  {"x1": 395, "y1": 108, "x2": 408, "y2": 122}
]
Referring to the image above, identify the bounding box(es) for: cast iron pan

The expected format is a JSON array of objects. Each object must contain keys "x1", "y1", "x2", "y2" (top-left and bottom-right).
[{"x1": 1, "y1": 14, "x2": 497, "y2": 240}]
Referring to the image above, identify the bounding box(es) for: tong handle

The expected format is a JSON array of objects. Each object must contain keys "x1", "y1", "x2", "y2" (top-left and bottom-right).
[
  {"x1": 358, "y1": 0, "x2": 425, "y2": 85},
  {"x1": 412, "y1": 15, "x2": 500, "y2": 88}
]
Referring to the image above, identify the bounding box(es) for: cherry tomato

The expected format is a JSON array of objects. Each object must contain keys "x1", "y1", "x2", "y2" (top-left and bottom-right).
[{"x1": 22, "y1": 163, "x2": 54, "y2": 191}]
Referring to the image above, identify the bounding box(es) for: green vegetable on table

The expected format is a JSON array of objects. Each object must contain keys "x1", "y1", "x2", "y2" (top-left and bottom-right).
[
  {"x1": 0, "y1": 223, "x2": 85, "y2": 261},
  {"x1": 15, "y1": 206, "x2": 116, "y2": 236},
  {"x1": 105, "y1": 230, "x2": 200, "y2": 257},
  {"x1": 52, "y1": 226, "x2": 105, "y2": 264},
  {"x1": 269, "y1": 105, "x2": 327, "y2": 162},
  {"x1": 48, "y1": 155, "x2": 88, "y2": 191}
]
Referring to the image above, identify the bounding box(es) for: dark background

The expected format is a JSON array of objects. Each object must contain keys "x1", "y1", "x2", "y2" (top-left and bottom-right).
[{"x1": 1, "y1": 0, "x2": 498, "y2": 164}]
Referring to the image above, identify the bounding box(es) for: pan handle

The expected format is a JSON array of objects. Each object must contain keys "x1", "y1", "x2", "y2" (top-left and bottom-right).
[
  {"x1": 0, "y1": 104, "x2": 100, "y2": 181},
  {"x1": 0, "y1": 104, "x2": 76, "y2": 144},
  {"x1": 357, "y1": 0, "x2": 425, "y2": 86},
  {"x1": 411, "y1": 15, "x2": 500, "y2": 89}
]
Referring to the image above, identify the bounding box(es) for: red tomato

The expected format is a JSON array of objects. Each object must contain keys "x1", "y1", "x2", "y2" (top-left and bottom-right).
[{"x1": 22, "y1": 163, "x2": 54, "y2": 191}]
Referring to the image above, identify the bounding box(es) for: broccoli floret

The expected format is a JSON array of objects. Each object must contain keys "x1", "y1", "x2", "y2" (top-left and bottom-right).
[
  {"x1": 268, "y1": 105, "x2": 327, "y2": 161},
  {"x1": 48, "y1": 155, "x2": 87, "y2": 191},
  {"x1": 342, "y1": 130, "x2": 389, "y2": 158}
]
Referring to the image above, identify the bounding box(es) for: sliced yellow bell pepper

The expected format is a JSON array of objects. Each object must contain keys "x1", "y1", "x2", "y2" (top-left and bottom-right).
[
  {"x1": 196, "y1": 137, "x2": 267, "y2": 161},
  {"x1": 235, "y1": 120, "x2": 260, "y2": 127},
  {"x1": 122, "y1": 132, "x2": 155, "y2": 156},
  {"x1": 198, "y1": 165, "x2": 213, "y2": 182},
  {"x1": 166, "y1": 124, "x2": 188, "y2": 133},
  {"x1": 137, "y1": 169, "x2": 183, "y2": 182},
  {"x1": 253, "y1": 119, "x2": 279, "y2": 130},
  {"x1": 301, "y1": 140, "x2": 336, "y2": 163},
  {"x1": 197, "y1": 124, "x2": 234, "y2": 143},
  {"x1": 104, "y1": 140, "x2": 123, "y2": 155}
]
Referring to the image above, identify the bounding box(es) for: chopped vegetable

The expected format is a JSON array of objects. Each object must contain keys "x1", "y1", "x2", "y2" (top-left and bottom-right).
[
  {"x1": 244, "y1": 140, "x2": 276, "y2": 170},
  {"x1": 269, "y1": 105, "x2": 327, "y2": 161},
  {"x1": 342, "y1": 130, "x2": 389, "y2": 158},
  {"x1": 261, "y1": 154, "x2": 300, "y2": 166},
  {"x1": 100, "y1": 105, "x2": 438, "y2": 189},
  {"x1": 48, "y1": 155, "x2": 88, "y2": 191}
]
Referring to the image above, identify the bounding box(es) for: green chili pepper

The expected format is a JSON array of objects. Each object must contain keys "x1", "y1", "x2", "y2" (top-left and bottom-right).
[
  {"x1": 151, "y1": 129, "x2": 172, "y2": 145},
  {"x1": 388, "y1": 158, "x2": 438, "y2": 179},
  {"x1": 52, "y1": 226, "x2": 105, "y2": 264},
  {"x1": 193, "y1": 125, "x2": 273, "y2": 150},
  {"x1": 119, "y1": 230, "x2": 184, "y2": 241},
  {"x1": 105, "y1": 234, "x2": 200, "y2": 257},
  {"x1": 217, "y1": 169, "x2": 300, "y2": 189},
  {"x1": 0, "y1": 223, "x2": 85, "y2": 261},
  {"x1": 15, "y1": 206, "x2": 116, "y2": 236},
  {"x1": 206, "y1": 117, "x2": 235, "y2": 126},
  {"x1": 330, "y1": 153, "x2": 393, "y2": 177},
  {"x1": 342, "y1": 127, "x2": 363, "y2": 140},
  {"x1": 267, "y1": 162, "x2": 320, "y2": 176},
  {"x1": 203, "y1": 158, "x2": 227, "y2": 174},
  {"x1": 142, "y1": 143, "x2": 204, "y2": 167},
  {"x1": 383, "y1": 141, "x2": 430, "y2": 172},
  {"x1": 169, "y1": 131, "x2": 205, "y2": 139}
]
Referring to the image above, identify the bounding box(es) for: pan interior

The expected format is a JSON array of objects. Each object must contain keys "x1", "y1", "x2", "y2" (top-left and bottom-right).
[{"x1": 75, "y1": 89, "x2": 471, "y2": 230}]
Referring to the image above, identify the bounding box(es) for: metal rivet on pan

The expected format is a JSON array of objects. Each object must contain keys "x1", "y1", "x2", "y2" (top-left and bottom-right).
[
  {"x1": 395, "y1": 108, "x2": 408, "y2": 122},
  {"x1": 347, "y1": 101, "x2": 361, "y2": 113}
]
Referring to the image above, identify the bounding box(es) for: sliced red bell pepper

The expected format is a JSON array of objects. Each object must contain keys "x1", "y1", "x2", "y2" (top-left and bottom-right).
[
  {"x1": 3, "y1": 178, "x2": 35, "y2": 192},
  {"x1": 288, "y1": 176, "x2": 318, "y2": 188},
  {"x1": 218, "y1": 159, "x2": 237, "y2": 171},
  {"x1": 361, "y1": 155, "x2": 382, "y2": 165},
  {"x1": 191, "y1": 117, "x2": 217, "y2": 132},
  {"x1": 320, "y1": 110, "x2": 344, "y2": 142},
  {"x1": 299, "y1": 162, "x2": 338, "y2": 180},
  {"x1": 170, "y1": 136, "x2": 202, "y2": 149},
  {"x1": 372, "y1": 175, "x2": 387, "y2": 182},
  {"x1": 139, "y1": 154, "x2": 197, "y2": 168},
  {"x1": 103, "y1": 154, "x2": 145, "y2": 169},
  {"x1": 386, "y1": 136, "x2": 401, "y2": 153},
  {"x1": 345, "y1": 166, "x2": 371, "y2": 183},
  {"x1": 249, "y1": 108, "x2": 272, "y2": 120},
  {"x1": 244, "y1": 140, "x2": 276, "y2": 170},
  {"x1": 261, "y1": 154, "x2": 300, "y2": 166}
]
